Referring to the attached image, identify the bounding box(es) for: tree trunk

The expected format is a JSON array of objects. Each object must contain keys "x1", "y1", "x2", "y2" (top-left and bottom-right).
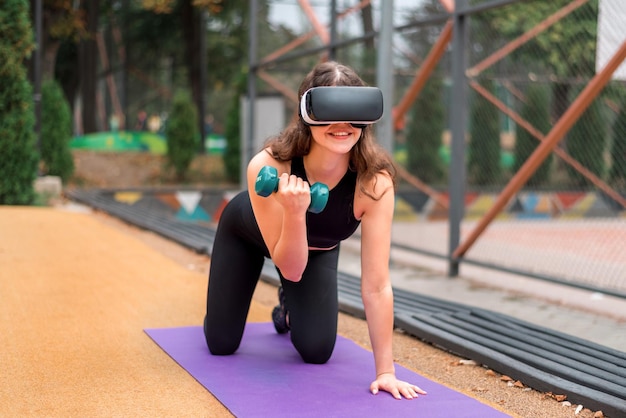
[
  {"x1": 80, "y1": 0, "x2": 99, "y2": 134},
  {"x1": 56, "y1": 41, "x2": 80, "y2": 127},
  {"x1": 361, "y1": 3, "x2": 374, "y2": 49},
  {"x1": 181, "y1": 0, "x2": 202, "y2": 131},
  {"x1": 360, "y1": 3, "x2": 375, "y2": 77},
  {"x1": 42, "y1": 39, "x2": 60, "y2": 81}
]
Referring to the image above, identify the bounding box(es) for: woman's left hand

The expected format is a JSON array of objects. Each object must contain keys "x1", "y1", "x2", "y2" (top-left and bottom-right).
[{"x1": 370, "y1": 372, "x2": 427, "y2": 400}]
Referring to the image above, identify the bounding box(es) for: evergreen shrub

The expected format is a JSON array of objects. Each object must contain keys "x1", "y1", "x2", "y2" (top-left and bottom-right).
[
  {"x1": 468, "y1": 80, "x2": 502, "y2": 186},
  {"x1": 165, "y1": 90, "x2": 198, "y2": 181},
  {"x1": 609, "y1": 98, "x2": 626, "y2": 186},
  {"x1": 567, "y1": 99, "x2": 607, "y2": 187},
  {"x1": 406, "y1": 74, "x2": 446, "y2": 185},
  {"x1": 41, "y1": 79, "x2": 74, "y2": 182},
  {"x1": 513, "y1": 84, "x2": 552, "y2": 186},
  {"x1": 0, "y1": 0, "x2": 38, "y2": 204}
]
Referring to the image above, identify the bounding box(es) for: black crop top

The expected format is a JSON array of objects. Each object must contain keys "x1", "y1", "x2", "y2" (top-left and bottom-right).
[{"x1": 291, "y1": 157, "x2": 361, "y2": 248}]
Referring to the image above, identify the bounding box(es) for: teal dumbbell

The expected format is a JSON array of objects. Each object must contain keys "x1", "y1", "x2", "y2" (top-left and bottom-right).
[{"x1": 254, "y1": 166, "x2": 329, "y2": 214}]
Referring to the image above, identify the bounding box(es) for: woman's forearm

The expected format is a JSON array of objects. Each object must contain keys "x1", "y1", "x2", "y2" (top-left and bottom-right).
[
  {"x1": 362, "y1": 285, "x2": 396, "y2": 376},
  {"x1": 271, "y1": 212, "x2": 309, "y2": 281}
]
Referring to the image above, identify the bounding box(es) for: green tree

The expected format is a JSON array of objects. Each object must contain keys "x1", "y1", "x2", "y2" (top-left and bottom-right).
[
  {"x1": 513, "y1": 84, "x2": 552, "y2": 186},
  {"x1": 405, "y1": 73, "x2": 446, "y2": 184},
  {"x1": 468, "y1": 81, "x2": 502, "y2": 186},
  {"x1": 165, "y1": 90, "x2": 198, "y2": 181},
  {"x1": 32, "y1": 1, "x2": 98, "y2": 133},
  {"x1": 0, "y1": 0, "x2": 38, "y2": 204},
  {"x1": 567, "y1": 99, "x2": 608, "y2": 187},
  {"x1": 137, "y1": 0, "x2": 250, "y2": 138},
  {"x1": 41, "y1": 79, "x2": 74, "y2": 182},
  {"x1": 33, "y1": 0, "x2": 88, "y2": 81},
  {"x1": 609, "y1": 99, "x2": 626, "y2": 186},
  {"x1": 477, "y1": 0, "x2": 598, "y2": 121},
  {"x1": 78, "y1": 0, "x2": 100, "y2": 134},
  {"x1": 40, "y1": 0, "x2": 251, "y2": 137}
]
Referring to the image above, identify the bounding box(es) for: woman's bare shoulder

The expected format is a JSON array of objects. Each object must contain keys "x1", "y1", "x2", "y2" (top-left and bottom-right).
[
  {"x1": 247, "y1": 149, "x2": 292, "y2": 181},
  {"x1": 361, "y1": 170, "x2": 394, "y2": 197},
  {"x1": 354, "y1": 170, "x2": 394, "y2": 219}
]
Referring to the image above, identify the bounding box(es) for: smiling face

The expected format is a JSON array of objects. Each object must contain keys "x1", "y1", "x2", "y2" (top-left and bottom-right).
[
  {"x1": 309, "y1": 123, "x2": 363, "y2": 156},
  {"x1": 279, "y1": 61, "x2": 372, "y2": 160}
]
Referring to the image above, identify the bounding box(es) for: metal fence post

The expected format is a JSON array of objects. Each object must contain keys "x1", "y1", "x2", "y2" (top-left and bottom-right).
[
  {"x1": 376, "y1": 0, "x2": 394, "y2": 154},
  {"x1": 329, "y1": 0, "x2": 337, "y2": 61},
  {"x1": 448, "y1": 0, "x2": 469, "y2": 276}
]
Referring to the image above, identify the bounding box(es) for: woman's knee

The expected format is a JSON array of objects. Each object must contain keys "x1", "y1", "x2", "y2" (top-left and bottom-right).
[
  {"x1": 204, "y1": 316, "x2": 240, "y2": 355},
  {"x1": 292, "y1": 333, "x2": 336, "y2": 364},
  {"x1": 206, "y1": 336, "x2": 240, "y2": 356}
]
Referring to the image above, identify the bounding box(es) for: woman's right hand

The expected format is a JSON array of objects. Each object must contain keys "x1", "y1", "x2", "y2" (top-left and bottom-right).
[
  {"x1": 274, "y1": 173, "x2": 311, "y2": 214},
  {"x1": 247, "y1": 155, "x2": 310, "y2": 281}
]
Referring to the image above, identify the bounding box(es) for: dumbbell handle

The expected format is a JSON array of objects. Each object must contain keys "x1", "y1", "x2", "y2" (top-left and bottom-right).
[{"x1": 254, "y1": 166, "x2": 329, "y2": 214}]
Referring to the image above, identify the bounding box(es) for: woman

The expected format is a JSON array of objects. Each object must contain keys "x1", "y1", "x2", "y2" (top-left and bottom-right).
[{"x1": 204, "y1": 61, "x2": 426, "y2": 400}]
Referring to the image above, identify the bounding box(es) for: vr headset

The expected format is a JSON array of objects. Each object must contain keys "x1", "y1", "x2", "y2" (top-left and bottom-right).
[{"x1": 299, "y1": 86, "x2": 383, "y2": 129}]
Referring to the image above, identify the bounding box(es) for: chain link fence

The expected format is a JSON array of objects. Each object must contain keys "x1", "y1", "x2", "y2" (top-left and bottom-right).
[
  {"x1": 456, "y1": 0, "x2": 626, "y2": 294},
  {"x1": 253, "y1": 0, "x2": 625, "y2": 296}
]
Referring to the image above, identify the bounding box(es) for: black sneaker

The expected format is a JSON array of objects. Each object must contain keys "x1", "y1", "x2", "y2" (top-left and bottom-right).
[{"x1": 272, "y1": 286, "x2": 290, "y2": 334}]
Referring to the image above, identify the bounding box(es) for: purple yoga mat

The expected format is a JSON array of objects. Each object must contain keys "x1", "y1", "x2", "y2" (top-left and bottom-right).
[{"x1": 145, "y1": 323, "x2": 510, "y2": 418}]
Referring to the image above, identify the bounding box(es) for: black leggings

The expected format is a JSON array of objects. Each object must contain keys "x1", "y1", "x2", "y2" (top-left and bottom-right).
[{"x1": 204, "y1": 191, "x2": 340, "y2": 364}]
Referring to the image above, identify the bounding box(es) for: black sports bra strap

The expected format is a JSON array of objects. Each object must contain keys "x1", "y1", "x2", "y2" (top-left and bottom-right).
[{"x1": 290, "y1": 157, "x2": 307, "y2": 180}]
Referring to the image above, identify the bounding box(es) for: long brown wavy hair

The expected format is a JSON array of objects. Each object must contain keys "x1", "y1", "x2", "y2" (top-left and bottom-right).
[{"x1": 265, "y1": 61, "x2": 396, "y2": 200}]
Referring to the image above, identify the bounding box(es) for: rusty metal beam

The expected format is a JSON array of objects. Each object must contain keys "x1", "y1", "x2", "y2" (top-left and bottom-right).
[
  {"x1": 260, "y1": 1, "x2": 371, "y2": 68},
  {"x1": 391, "y1": 0, "x2": 454, "y2": 128},
  {"x1": 453, "y1": 40, "x2": 626, "y2": 259},
  {"x1": 396, "y1": 165, "x2": 449, "y2": 209},
  {"x1": 257, "y1": 70, "x2": 299, "y2": 104},
  {"x1": 438, "y1": 0, "x2": 454, "y2": 13},
  {"x1": 297, "y1": 0, "x2": 330, "y2": 44},
  {"x1": 260, "y1": 31, "x2": 317, "y2": 65},
  {"x1": 501, "y1": 80, "x2": 527, "y2": 104},
  {"x1": 467, "y1": 0, "x2": 589, "y2": 77},
  {"x1": 338, "y1": 0, "x2": 372, "y2": 17},
  {"x1": 389, "y1": 0, "x2": 454, "y2": 203},
  {"x1": 470, "y1": 80, "x2": 626, "y2": 209},
  {"x1": 393, "y1": 20, "x2": 453, "y2": 130},
  {"x1": 259, "y1": 0, "x2": 454, "y2": 120}
]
